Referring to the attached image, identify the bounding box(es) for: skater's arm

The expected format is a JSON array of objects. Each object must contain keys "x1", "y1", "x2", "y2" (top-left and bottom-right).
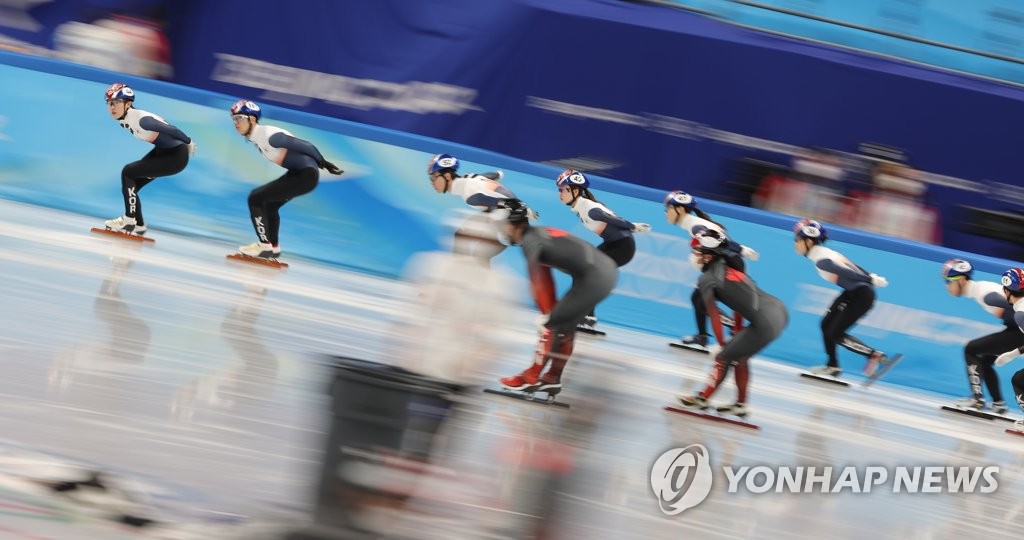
[
  {"x1": 465, "y1": 192, "x2": 508, "y2": 211},
  {"x1": 815, "y1": 259, "x2": 870, "y2": 284},
  {"x1": 697, "y1": 270, "x2": 728, "y2": 347},
  {"x1": 268, "y1": 132, "x2": 325, "y2": 162},
  {"x1": 138, "y1": 116, "x2": 191, "y2": 144},
  {"x1": 704, "y1": 296, "x2": 728, "y2": 348},
  {"x1": 732, "y1": 312, "x2": 744, "y2": 333},
  {"x1": 585, "y1": 208, "x2": 634, "y2": 231}
]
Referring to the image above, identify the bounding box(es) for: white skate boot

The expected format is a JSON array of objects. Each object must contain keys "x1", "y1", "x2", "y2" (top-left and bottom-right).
[
  {"x1": 238, "y1": 242, "x2": 281, "y2": 259},
  {"x1": 953, "y1": 396, "x2": 984, "y2": 410},
  {"x1": 810, "y1": 365, "x2": 842, "y2": 378},
  {"x1": 104, "y1": 216, "x2": 146, "y2": 235}
]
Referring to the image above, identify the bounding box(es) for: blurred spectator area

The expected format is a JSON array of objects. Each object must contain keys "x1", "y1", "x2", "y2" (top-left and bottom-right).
[{"x1": 741, "y1": 144, "x2": 942, "y2": 245}]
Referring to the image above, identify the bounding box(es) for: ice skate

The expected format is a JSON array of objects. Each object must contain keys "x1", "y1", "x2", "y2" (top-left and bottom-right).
[
  {"x1": 227, "y1": 242, "x2": 288, "y2": 268},
  {"x1": 486, "y1": 367, "x2": 568, "y2": 408},
  {"x1": 992, "y1": 400, "x2": 1009, "y2": 415},
  {"x1": 676, "y1": 394, "x2": 709, "y2": 410},
  {"x1": 92, "y1": 216, "x2": 153, "y2": 242},
  {"x1": 1009, "y1": 419, "x2": 1024, "y2": 437},
  {"x1": 576, "y1": 315, "x2": 605, "y2": 336},
  {"x1": 238, "y1": 242, "x2": 280, "y2": 259},
  {"x1": 953, "y1": 396, "x2": 985, "y2": 411},
  {"x1": 810, "y1": 365, "x2": 841, "y2": 377},
  {"x1": 863, "y1": 353, "x2": 904, "y2": 387},
  {"x1": 800, "y1": 365, "x2": 849, "y2": 387},
  {"x1": 104, "y1": 215, "x2": 146, "y2": 235},
  {"x1": 716, "y1": 402, "x2": 748, "y2": 418},
  {"x1": 670, "y1": 333, "x2": 710, "y2": 353}
]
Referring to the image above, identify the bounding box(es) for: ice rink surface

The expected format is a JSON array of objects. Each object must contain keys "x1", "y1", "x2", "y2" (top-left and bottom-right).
[{"x1": 0, "y1": 200, "x2": 1021, "y2": 539}]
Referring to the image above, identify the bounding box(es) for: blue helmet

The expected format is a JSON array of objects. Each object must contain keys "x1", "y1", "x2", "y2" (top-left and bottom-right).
[
  {"x1": 230, "y1": 99, "x2": 262, "y2": 121},
  {"x1": 794, "y1": 218, "x2": 827, "y2": 241},
  {"x1": 664, "y1": 190, "x2": 698, "y2": 210},
  {"x1": 1001, "y1": 268, "x2": 1024, "y2": 292},
  {"x1": 941, "y1": 259, "x2": 973, "y2": 281},
  {"x1": 105, "y1": 82, "x2": 135, "y2": 102},
  {"x1": 428, "y1": 153, "x2": 460, "y2": 175},
  {"x1": 556, "y1": 169, "x2": 589, "y2": 189}
]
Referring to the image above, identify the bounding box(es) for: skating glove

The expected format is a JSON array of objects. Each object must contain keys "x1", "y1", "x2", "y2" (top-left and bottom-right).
[
  {"x1": 318, "y1": 160, "x2": 344, "y2": 175},
  {"x1": 870, "y1": 273, "x2": 888, "y2": 287},
  {"x1": 632, "y1": 222, "x2": 652, "y2": 233},
  {"x1": 187, "y1": 141, "x2": 197, "y2": 156},
  {"x1": 481, "y1": 171, "x2": 504, "y2": 181},
  {"x1": 527, "y1": 208, "x2": 540, "y2": 221},
  {"x1": 708, "y1": 343, "x2": 723, "y2": 359},
  {"x1": 995, "y1": 350, "x2": 1019, "y2": 367},
  {"x1": 740, "y1": 245, "x2": 759, "y2": 261}
]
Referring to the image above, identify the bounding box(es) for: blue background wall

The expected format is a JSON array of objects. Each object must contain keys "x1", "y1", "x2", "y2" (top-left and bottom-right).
[{"x1": 0, "y1": 52, "x2": 1020, "y2": 401}]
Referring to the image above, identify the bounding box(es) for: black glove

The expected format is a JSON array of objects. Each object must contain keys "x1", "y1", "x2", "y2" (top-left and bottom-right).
[{"x1": 318, "y1": 160, "x2": 343, "y2": 175}]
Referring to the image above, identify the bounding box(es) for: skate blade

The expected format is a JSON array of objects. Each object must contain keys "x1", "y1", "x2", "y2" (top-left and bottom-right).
[
  {"x1": 940, "y1": 405, "x2": 1017, "y2": 423},
  {"x1": 668, "y1": 342, "x2": 710, "y2": 354},
  {"x1": 226, "y1": 253, "x2": 289, "y2": 268},
  {"x1": 90, "y1": 227, "x2": 154, "y2": 243},
  {"x1": 483, "y1": 388, "x2": 569, "y2": 409},
  {"x1": 576, "y1": 327, "x2": 606, "y2": 337},
  {"x1": 862, "y1": 353, "x2": 904, "y2": 388},
  {"x1": 799, "y1": 372, "x2": 850, "y2": 387},
  {"x1": 664, "y1": 405, "x2": 759, "y2": 430}
]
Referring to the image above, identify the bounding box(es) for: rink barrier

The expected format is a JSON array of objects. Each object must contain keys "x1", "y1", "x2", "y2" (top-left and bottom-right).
[{"x1": 0, "y1": 51, "x2": 1018, "y2": 400}]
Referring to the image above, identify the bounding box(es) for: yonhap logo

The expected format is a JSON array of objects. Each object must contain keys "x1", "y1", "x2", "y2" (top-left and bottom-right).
[{"x1": 649, "y1": 444, "x2": 713, "y2": 515}]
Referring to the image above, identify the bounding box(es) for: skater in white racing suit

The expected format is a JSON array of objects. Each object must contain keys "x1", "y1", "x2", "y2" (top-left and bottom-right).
[
  {"x1": 428, "y1": 152, "x2": 518, "y2": 260},
  {"x1": 555, "y1": 169, "x2": 649, "y2": 332},
  {"x1": 102, "y1": 83, "x2": 194, "y2": 235},
  {"x1": 794, "y1": 218, "x2": 892, "y2": 378},
  {"x1": 664, "y1": 190, "x2": 757, "y2": 350},
  {"x1": 942, "y1": 259, "x2": 1017, "y2": 414},
  {"x1": 230, "y1": 99, "x2": 343, "y2": 260},
  {"x1": 991, "y1": 268, "x2": 1024, "y2": 432}
]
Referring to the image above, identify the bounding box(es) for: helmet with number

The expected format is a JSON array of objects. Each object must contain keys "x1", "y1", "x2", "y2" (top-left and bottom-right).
[
  {"x1": 664, "y1": 190, "x2": 698, "y2": 211},
  {"x1": 1001, "y1": 268, "x2": 1024, "y2": 292},
  {"x1": 941, "y1": 259, "x2": 973, "y2": 281},
  {"x1": 230, "y1": 99, "x2": 261, "y2": 121},
  {"x1": 428, "y1": 153, "x2": 460, "y2": 175},
  {"x1": 556, "y1": 169, "x2": 589, "y2": 189},
  {"x1": 493, "y1": 198, "x2": 530, "y2": 225},
  {"x1": 793, "y1": 218, "x2": 827, "y2": 241},
  {"x1": 690, "y1": 229, "x2": 728, "y2": 254},
  {"x1": 105, "y1": 83, "x2": 135, "y2": 102}
]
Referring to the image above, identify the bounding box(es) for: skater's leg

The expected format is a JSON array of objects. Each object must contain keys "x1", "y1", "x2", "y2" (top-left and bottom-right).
[
  {"x1": 246, "y1": 168, "x2": 318, "y2": 246},
  {"x1": 964, "y1": 328, "x2": 1022, "y2": 402},
  {"x1": 119, "y1": 145, "x2": 188, "y2": 226},
  {"x1": 692, "y1": 288, "x2": 710, "y2": 337},
  {"x1": 1012, "y1": 369, "x2": 1024, "y2": 413}
]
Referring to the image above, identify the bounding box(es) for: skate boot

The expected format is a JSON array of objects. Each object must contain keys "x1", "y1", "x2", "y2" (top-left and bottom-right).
[
  {"x1": 104, "y1": 215, "x2": 147, "y2": 235},
  {"x1": 537, "y1": 374, "x2": 562, "y2": 396},
  {"x1": 500, "y1": 365, "x2": 541, "y2": 391},
  {"x1": 678, "y1": 334, "x2": 710, "y2": 352},
  {"x1": 716, "y1": 402, "x2": 748, "y2": 418},
  {"x1": 810, "y1": 365, "x2": 842, "y2": 378},
  {"x1": 576, "y1": 315, "x2": 598, "y2": 333},
  {"x1": 238, "y1": 242, "x2": 281, "y2": 259},
  {"x1": 677, "y1": 395, "x2": 709, "y2": 410},
  {"x1": 863, "y1": 351, "x2": 888, "y2": 376},
  {"x1": 953, "y1": 396, "x2": 984, "y2": 410},
  {"x1": 1013, "y1": 419, "x2": 1024, "y2": 433},
  {"x1": 991, "y1": 400, "x2": 1009, "y2": 415}
]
